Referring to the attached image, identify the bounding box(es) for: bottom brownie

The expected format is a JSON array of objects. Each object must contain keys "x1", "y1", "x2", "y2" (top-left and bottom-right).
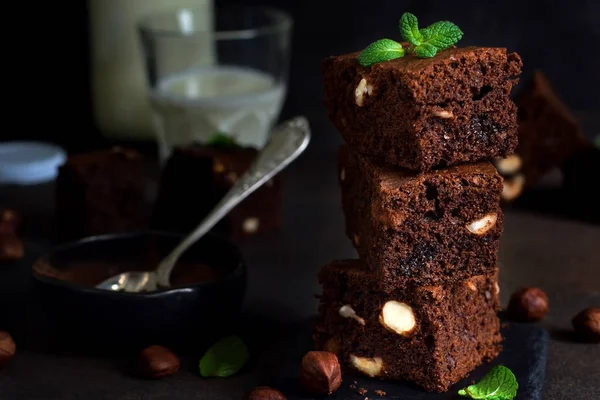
[{"x1": 314, "y1": 260, "x2": 501, "y2": 392}]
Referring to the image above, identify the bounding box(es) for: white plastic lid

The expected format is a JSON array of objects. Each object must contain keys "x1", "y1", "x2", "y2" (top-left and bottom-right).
[{"x1": 0, "y1": 141, "x2": 67, "y2": 185}]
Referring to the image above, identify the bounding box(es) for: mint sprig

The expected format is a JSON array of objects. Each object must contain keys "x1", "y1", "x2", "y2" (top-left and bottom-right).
[
  {"x1": 199, "y1": 335, "x2": 249, "y2": 378},
  {"x1": 207, "y1": 132, "x2": 241, "y2": 149},
  {"x1": 357, "y1": 39, "x2": 405, "y2": 67},
  {"x1": 458, "y1": 365, "x2": 519, "y2": 400},
  {"x1": 357, "y1": 12, "x2": 463, "y2": 66}
]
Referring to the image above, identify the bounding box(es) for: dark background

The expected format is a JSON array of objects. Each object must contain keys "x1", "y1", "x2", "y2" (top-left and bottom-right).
[{"x1": 5, "y1": 0, "x2": 599, "y2": 153}]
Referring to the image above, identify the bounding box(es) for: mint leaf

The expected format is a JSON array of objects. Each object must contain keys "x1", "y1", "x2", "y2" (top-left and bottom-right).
[
  {"x1": 458, "y1": 365, "x2": 518, "y2": 399},
  {"x1": 207, "y1": 132, "x2": 241, "y2": 149},
  {"x1": 594, "y1": 135, "x2": 600, "y2": 149},
  {"x1": 415, "y1": 43, "x2": 438, "y2": 58},
  {"x1": 199, "y1": 335, "x2": 249, "y2": 378},
  {"x1": 357, "y1": 39, "x2": 405, "y2": 67},
  {"x1": 419, "y1": 20, "x2": 464, "y2": 51},
  {"x1": 400, "y1": 12, "x2": 423, "y2": 46}
]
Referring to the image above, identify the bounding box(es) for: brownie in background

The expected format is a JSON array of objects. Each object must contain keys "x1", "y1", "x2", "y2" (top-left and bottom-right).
[
  {"x1": 339, "y1": 145, "x2": 503, "y2": 290},
  {"x1": 55, "y1": 147, "x2": 148, "y2": 241},
  {"x1": 494, "y1": 70, "x2": 587, "y2": 202},
  {"x1": 152, "y1": 144, "x2": 282, "y2": 239},
  {"x1": 322, "y1": 47, "x2": 522, "y2": 171},
  {"x1": 314, "y1": 260, "x2": 501, "y2": 392}
]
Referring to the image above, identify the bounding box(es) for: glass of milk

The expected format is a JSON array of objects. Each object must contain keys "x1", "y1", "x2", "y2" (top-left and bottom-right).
[{"x1": 138, "y1": 6, "x2": 292, "y2": 162}]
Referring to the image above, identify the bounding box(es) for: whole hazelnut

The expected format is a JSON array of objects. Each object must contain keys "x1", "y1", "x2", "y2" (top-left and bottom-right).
[
  {"x1": 572, "y1": 307, "x2": 600, "y2": 343},
  {"x1": 507, "y1": 287, "x2": 549, "y2": 322},
  {"x1": 0, "y1": 331, "x2": 16, "y2": 369},
  {"x1": 0, "y1": 235, "x2": 24, "y2": 262},
  {"x1": 139, "y1": 345, "x2": 180, "y2": 379},
  {"x1": 248, "y1": 386, "x2": 286, "y2": 400},
  {"x1": 0, "y1": 208, "x2": 20, "y2": 235},
  {"x1": 299, "y1": 351, "x2": 342, "y2": 396}
]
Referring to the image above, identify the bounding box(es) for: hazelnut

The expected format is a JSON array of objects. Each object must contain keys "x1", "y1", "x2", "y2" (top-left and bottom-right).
[
  {"x1": 242, "y1": 217, "x2": 260, "y2": 234},
  {"x1": 339, "y1": 305, "x2": 365, "y2": 325},
  {"x1": 379, "y1": 301, "x2": 416, "y2": 337},
  {"x1": 502, "y1": 174, "x2": 525, "y2": 202},
  {"x1": 0, "y1": 331, "x2": 16, "y2": 369},
  {"x1": 495, "y1": 154, "x2": 522, "y2": 176},
  {"x1": 466, "y1": 213, "x2": 497, "y2": 235},
  {"x1": 571, "y1": 307, "x2": 600, "y2": 343},
  {"x1": 433, "y1": 110, "x2": 454, "y2": 119},
  {"x1": 0, "y1": 208, "x2": 20, "y2": 235},
  {"x1": 354, "y1": 78, "x2": 373, "y2": 107},
  {"x1": 299, "y1": 351, "x2": 342, "y2": 396},
  {"x1": 139, "y1": 345, "x2": 180, "y2": 379},
  {"x1": 507, "y1": 287, "x2": 549, "y2": 322},
  {"x1": 0, "y1": 235, "x2": 24, "y2": 262},
  {"x1": 349, "y1": 354, "x2": 383, "y2": 377},
  {"x1": 248, "y1": 386, "x2": 286, "y2": 400}
]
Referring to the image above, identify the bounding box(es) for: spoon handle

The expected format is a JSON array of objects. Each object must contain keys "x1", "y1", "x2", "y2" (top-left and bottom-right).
[{"x1": 155, "y1": 116, "x2": 311, "y2": 287}]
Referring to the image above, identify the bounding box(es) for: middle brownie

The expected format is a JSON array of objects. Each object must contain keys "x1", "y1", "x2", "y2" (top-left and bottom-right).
[{"x1": 339, "y1": 145, "x2": 503, "y2": 290}]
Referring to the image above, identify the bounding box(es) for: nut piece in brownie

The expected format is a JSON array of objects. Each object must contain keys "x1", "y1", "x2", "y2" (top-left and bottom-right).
[
  {"x1": 152, "y1": 143, "x2": 282, "y2": 239},
  {"x1": 322, "y1": 47, "x2": 523, "y2": 171},
  {"x1": 494, "y1": 71, "x2": 586, "y2": 202},
  {"x1": 314, "y1": 260, "x2": 502, "y2": 392},
  {"x1": 55, "y1": 147, "x2": 148, "y2": 241},
  {"x1": 339, "y1": 145, "x2": 503, "y2": 290}
]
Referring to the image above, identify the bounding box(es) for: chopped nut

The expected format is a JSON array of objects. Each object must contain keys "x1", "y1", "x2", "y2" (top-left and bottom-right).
[
  {"x1": 507, "y1": 287, "x2": 549, "y2": 322},
  {"x1": 466, "y1": 281, "x2": 478, "y2": 292},
  {"x1": 358, "y1": 387, "x2": 368, "y2": 395},
  {"x1": 433, "y1": 110, "x2": 454, "y2": 119},
  {"x1": 350, "y1": 355, "x2": 383, "y2": 377},
  {"x1": 379, "y1": 300, "x2": 416, "y2": 337},
  {"x1": 502, "y1": 174, "x2": 525, "y2": 202},
  {"x1": 339, "y1": 305, "x2": 366, "y2": 325},
  {"x1": 375, "y1": 389, "x2": 387, "y2": 397},
  {"x1": 495, "y1": 154, "x2": 522, "y2": 175},
  {"x1": 353, "y1": 233, "x2": 360, "y2": 247},
  {"x1": 242, "y1": 218, "x2": 260, "y2": 234},
  {"x1": 494, "y1": 282, "x2": 500, "y2": 295},
  {"x1": 0, "y1": 208, "x2": 20, "y2": 235},
  {"x1": 355, "y1": 78, "x2": 373, "y2": 107},
  {"x1": 0, "y1": 331, "x2": 16, "y2": 369},
  {"x1": 299, "y1": 351, "x2": 342, "y2": 396},
  {"x1": 466, "y1": 213, "x2": 497, "y2": 235}
]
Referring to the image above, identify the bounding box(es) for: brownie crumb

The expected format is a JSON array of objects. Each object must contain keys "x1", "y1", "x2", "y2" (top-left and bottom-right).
[
  {"x1": 349, "y1": 383, "x2": 357, "y2": 389},
  {"x1": 375, "y1": 389, "x2": 387, "y2": 397},
  {"x1": 358, "y1": 387, "x2": 368, "y2": 395}
]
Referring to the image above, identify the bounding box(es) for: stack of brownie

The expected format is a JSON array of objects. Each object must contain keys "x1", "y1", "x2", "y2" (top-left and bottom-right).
[{"x1": 314, "y1": 47, "x2": 523, "y2": 392}]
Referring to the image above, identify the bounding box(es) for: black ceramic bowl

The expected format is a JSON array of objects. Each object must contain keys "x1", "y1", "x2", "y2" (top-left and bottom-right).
[{"x1": 31, "y1": 231, "x2": 247, "y2": 353}]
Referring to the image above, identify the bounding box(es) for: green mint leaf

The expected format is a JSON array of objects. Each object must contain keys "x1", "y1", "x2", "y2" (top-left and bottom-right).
[
  {"x1": 357, "y1": 39, "x2": 405, "y2": 67},
  {"x1": 594, "y1": 135, "x2": 600, "y2": 149},
  {"x1": 199, "y1": 335, "x2": 249, "y2": 378},
  {"x1": 207, "y1": 132, "x2": 241, "y2": 149},
  {"x1": 458, "y1": 365, "x2": 518, "y2": 399},
  {"x1": 419, "y1": 20, "x2": 463, "y2": 52},
  {"x1": 414, "y1": 43, "x2": 438, "y2": 58},
  {"x1": 400, "y1": 12, "x2": 423, "y2": 46}
]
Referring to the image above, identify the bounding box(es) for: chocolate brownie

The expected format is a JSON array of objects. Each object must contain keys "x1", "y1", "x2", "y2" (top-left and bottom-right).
[
  {"x1": 339, "y1": 145, "x2": 503, "y2": 290},
  {"x1": 152, "y1": 144, "x2": 282, "y2": 239},
  {"x1": 493, "y1": 70, "x2": 587, "y2": 201},
  {"x1": 55, "y1": 147, "x2": 148, "y2": 241},
  {"x1": 322, "y1": 46, "x2": 523, "y2": 171},
  {"x1": 314, "y1": 260, "x2": 502, "y2": 392}
]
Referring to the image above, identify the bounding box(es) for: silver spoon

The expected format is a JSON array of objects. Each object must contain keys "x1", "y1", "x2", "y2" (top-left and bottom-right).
[{"x1": 96, "y1": 116, "x2": 311, "y2": 292}]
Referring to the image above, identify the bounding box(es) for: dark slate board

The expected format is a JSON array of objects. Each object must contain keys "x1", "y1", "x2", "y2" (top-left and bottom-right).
[{"x1": 275, "y1": 322, "x2": 549, "y2": 400}]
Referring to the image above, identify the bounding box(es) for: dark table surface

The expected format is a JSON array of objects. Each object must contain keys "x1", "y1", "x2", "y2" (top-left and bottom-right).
[{"x1": 1, "y1": 110, "x2": 599, "y2": 399}]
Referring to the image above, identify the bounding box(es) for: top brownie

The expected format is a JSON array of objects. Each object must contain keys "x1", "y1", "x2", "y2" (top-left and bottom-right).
[{"x1": 322, "y1": 46, "x2": 523, "y2": 171}]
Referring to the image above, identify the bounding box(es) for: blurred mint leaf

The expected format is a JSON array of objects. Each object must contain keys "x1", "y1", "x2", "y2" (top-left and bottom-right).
[
  {"x1": 400, "y1": 12, "x2": 423, "y2": 46},
  {"x1": 207, "y1": 132, "x2": 241, "y2": 149},
  {"x1": 199, "y1": 335, "x2": 249, "y2": 378},
  {"x1": 594, "y1": 135, "x2": 600, "y2": 149},
  {"x1": 357, "y1": 39, "x2": 405, "y2": 67},
  {"x1": 458, "y1": 365, "x2": 518, "y2": 399}
]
